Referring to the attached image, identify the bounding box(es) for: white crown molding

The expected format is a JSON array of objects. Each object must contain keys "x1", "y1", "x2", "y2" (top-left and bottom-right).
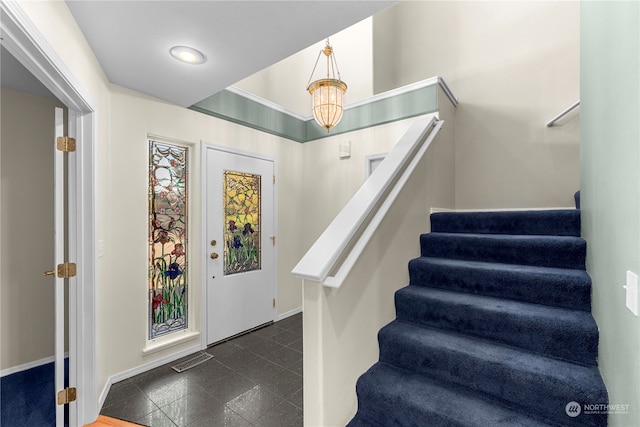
[{"x1": 226, "y1": 85, "x2": 309, "y2": 120}]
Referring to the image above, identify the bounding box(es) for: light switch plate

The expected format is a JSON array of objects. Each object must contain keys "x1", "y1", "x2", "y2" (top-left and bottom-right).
[
  {"x1": 339, "y1": 140, "x2": 351, "y2": 159},
  {"x1": 625, "y1": 271, "x2": 638, "y2": 316},
  {"x1": 97, "y1": 239, "x2": 105, "y2": 259}
]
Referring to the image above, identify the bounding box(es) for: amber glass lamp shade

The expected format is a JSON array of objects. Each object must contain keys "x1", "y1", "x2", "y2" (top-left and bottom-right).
[{"x1": 307, "y1": 41, "x2": 347, "y2": 132}]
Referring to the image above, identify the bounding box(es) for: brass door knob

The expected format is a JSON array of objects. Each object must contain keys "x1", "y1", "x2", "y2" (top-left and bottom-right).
[
  {"x1": 210, "y1": 240, "x2": 217, "y2": 246},
  {"x1": 210, "y1": 252, "x2": 219, "y2": 259}
]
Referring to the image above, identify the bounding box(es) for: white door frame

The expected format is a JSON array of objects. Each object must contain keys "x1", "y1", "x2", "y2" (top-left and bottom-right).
[
  {"x1": 1, "y1": 3, "x2": 98, "y2": 425},
  {"x1": 200, "y1": 142, "x2": 278, "y2": 350}
]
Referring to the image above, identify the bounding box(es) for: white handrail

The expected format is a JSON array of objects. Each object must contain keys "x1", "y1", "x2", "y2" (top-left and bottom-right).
[
  {"x1": 546, "y1": 100, "x2": 580, "y2": 127},
  {"x1": 292, "y1": 116, "x2": 443, "y2": 288}
]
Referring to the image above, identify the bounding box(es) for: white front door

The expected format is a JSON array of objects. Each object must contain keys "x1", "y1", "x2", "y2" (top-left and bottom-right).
[{"x1": 206, "y1": 147, "x2": 276, "y2": 345}]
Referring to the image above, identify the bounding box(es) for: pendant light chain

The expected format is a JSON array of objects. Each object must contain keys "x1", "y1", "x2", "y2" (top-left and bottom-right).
[{"x1": 306, "y1": 47, "x2": 323, "y2": 88}]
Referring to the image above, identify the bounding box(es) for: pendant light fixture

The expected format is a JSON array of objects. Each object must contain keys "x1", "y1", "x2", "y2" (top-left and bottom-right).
[{"x1": 306, "y1": 39, "x2": 347, "y2": 132}]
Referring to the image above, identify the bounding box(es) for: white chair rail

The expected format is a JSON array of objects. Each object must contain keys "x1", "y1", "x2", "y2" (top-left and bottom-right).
[{"x1": 292, "y1": 116, "x2": 444, "y2": 288}]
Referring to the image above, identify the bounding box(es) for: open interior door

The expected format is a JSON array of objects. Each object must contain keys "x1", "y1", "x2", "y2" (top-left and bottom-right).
[{"x1": 48, "y1": 107, "x2": 71, "y2": 426}]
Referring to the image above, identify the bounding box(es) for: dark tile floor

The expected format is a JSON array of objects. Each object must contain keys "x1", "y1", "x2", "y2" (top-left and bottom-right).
[{"x1": 101, "y1": 313, "x2": 302, "y2": 427}]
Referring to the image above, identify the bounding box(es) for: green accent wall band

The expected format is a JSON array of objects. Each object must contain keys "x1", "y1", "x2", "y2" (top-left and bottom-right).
[
  {"x1": 190, "y1": 80, "x2": 443, "y2": 143},
  {"x1": 190, "y1": 89, "x2": 306, "y2": 142}
]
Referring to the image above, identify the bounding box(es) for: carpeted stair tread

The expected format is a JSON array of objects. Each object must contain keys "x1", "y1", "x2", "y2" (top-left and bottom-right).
[
  {"x1": 349, "y1": 208, "x2": 607, "y2": 426},
  {"x1": 378, "y1": 320, "x2": 607, "y2": 426},
  {"x1": 395, "y1": 286, "x2": 599, "y2": 365},
  {"x1": 420, "y1": 232, "x2": 586, "y2": 269},
  {"x1": 430, "y1": 209, "x2": 581, "y2": 236},
  {"x1": 408, "y1": 256, "x2": 592, "y2": 311},
  {"x1": 348, "y1": 362, "x2": 559, "y2": 427}
]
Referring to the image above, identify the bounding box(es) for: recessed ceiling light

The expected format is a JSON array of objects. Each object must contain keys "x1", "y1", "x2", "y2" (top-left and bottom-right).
[{"x1": 170, "y1": 46, "x2": 206, "y2": 65}]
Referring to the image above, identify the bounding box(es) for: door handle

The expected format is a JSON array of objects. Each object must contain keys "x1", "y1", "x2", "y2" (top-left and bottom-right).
[
  {"x1": 210, "y1": 252, "x2": 219, "y2": 259},
  {"x1": 43, "y1": 269, "x2": 56, "y2": 277}
]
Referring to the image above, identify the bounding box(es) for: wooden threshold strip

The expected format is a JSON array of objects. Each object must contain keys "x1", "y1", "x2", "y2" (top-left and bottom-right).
[{"x1": 84, "y1": 415, "x2": 146, "y2": 427}]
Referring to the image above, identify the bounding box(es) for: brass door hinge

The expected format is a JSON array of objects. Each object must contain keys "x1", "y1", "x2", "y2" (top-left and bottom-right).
[
  {"x1": 56, "y1": 136, "x2": 76, "y2": 152},
  {"x1": 57, "y1": 387, "x2": 77, "y2": 405},
  {"x1": 273, "y1": 175, "x2": 276, "y2": 184},
  {"x1": 57, "y1": 262, "x2": 77, "y2": 278},
  {"x1": 273, "y1": 298, "x2": 276, "y2": 308},
  {"x1": 270, "y1": 236, "x2": 276, "y2": 246}
]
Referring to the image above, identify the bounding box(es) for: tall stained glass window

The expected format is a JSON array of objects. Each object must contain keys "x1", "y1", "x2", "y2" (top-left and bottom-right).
[
  {"x1": 148, "y1": 141, "x2": 188, "y2": 339},
  {"x1": 223, "y1": 170, "x2": 261, "y2": 275}
]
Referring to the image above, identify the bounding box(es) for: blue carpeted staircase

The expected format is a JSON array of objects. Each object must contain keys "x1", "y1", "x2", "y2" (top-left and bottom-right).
[{"x1": 348, "y1": 207, "x2": 608, "y2": 426}]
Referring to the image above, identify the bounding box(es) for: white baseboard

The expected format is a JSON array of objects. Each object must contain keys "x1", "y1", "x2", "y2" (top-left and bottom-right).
[
  {"x1": 98, "y1": 343, "x2": 201, "y2": 410},
  {"x1": 1, "y1": 353, "x2": 69, "y2": 378},
  {"x1": 277, "y1": 307, "x2": 302, "y2": 322},
  {"x1": 430, "y1": 207, "x2": 574, "y2": 214}
]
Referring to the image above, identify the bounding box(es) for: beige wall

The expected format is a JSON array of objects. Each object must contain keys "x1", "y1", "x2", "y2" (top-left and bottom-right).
[
  {"x1": 301, "y1": 117, "x2": 416, "y2": 250},
  {"x1": 374, "y1": 1, "x2": 580, "y2": 209},
  {"x1": 0, "y1": 88, "x2": 65, "y2": 370}
]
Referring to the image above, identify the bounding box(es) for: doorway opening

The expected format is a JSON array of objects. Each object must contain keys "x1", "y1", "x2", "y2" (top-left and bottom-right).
[{"x1": 0, "y1": 54, "x2": 68, "y2": 426}]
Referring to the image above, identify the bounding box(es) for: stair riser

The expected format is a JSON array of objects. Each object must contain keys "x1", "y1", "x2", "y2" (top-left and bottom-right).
[
  {"x1": 378, "y1": 325, "x2": 608, "y2": 426},
  {"x1": 395, "y1": 289, "x2": 599, "y2": 365},
  {"x1": 421, "y1": 234, "x2": 586, "y2": 269},
  {"x1": 408, "y1": 258, "x2": 592, "y2": 311},
  {"x1": 430, "y1": 210, "x2": 581, "y2": 236}
]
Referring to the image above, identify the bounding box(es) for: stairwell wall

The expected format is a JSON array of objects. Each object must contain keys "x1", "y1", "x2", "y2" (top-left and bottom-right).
[
  {"x1": 373, "y1": 1, "x2": 580, "y2": 209},
  {"x1": 580, "y1": 2, "x2": 640, "y2": 425}
]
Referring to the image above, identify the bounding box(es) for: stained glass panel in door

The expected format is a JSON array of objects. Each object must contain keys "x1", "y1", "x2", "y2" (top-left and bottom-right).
[{"x1": 223, "y1": 170, "x2": 261, "y2": 276}]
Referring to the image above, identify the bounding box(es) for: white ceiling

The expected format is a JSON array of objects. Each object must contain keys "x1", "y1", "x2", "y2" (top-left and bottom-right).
[{"x1": 65, "y1": 1, "x2": 396, "y2": 107}]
